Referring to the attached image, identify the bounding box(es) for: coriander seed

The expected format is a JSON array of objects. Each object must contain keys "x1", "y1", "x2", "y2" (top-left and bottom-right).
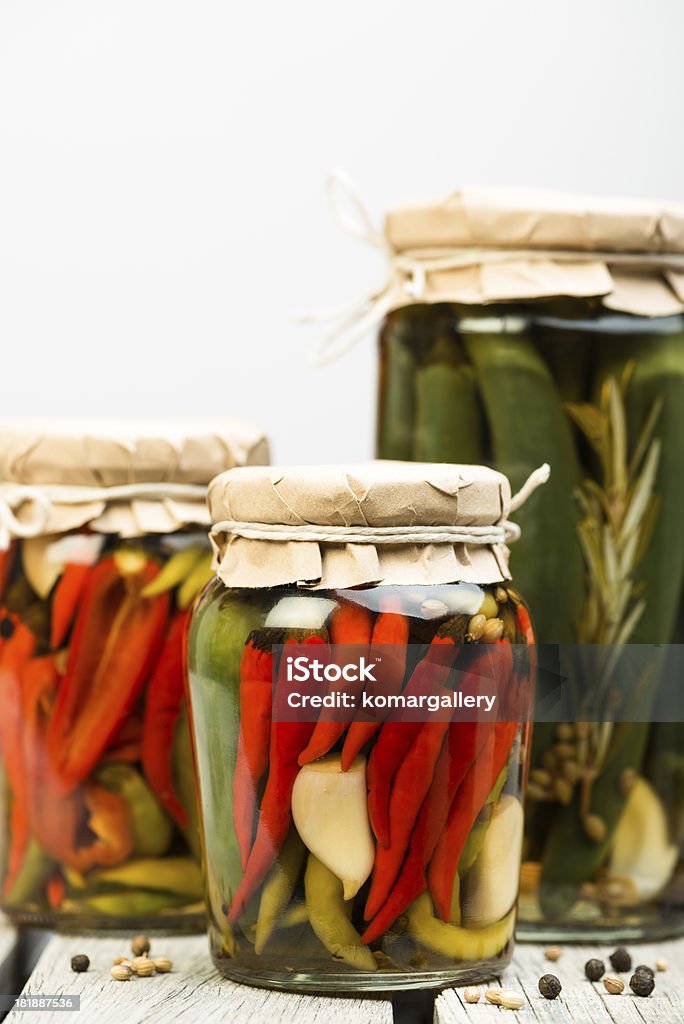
[
  {"x1": 70, "y1": 954, "x2": 90, "y2": 973},
  {"x1": 463, "y1": 987, "x2": 480, "y2": 1004},
  {"x1": 153, "y1": 957, "x2": 172, "y2": 973},
  {"x1": 544, "y1": 945, "x2": 562, "y2": 962},
  {"x1": 603, "y1": 975, "x2": 624, "y2": 995},
  {"x1": 131, "y1": 935, "x2": 151, "y2": 957},
  {"x1": 656, "y1": 957, "x2": 668, "y2": 972},
  {"x1": 539, "y1": 974, "x2": 562, "y2": 1000},
  {"x1": 111, "y1": 965, "x2": 133, "y2": 981},
  {"x1": 134, "y1": 959, "x2": 156, "y2": 977}
]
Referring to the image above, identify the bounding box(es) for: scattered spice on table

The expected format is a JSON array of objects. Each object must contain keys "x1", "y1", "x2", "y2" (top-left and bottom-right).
[
  {"x1": 585, "y1": 958, "x2": 605, "y2": 981},
  {"x1": 609, "y1": 946, "x2": 632, "y2": 972},
  {"x1": 538, "y1": 974, "x2": 562, "y2": 999},
  {"x1": 630, "y1": 970, "x2": 655, "y2": 997}
]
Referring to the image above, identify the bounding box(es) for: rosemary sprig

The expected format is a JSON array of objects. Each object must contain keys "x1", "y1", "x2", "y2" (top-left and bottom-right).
[
  {"x1": 566, "y1": 366, "x2": 661, "y2": 648},
  {"x1": 565, "y1": 366, "x2": 661, "y2": 784}
]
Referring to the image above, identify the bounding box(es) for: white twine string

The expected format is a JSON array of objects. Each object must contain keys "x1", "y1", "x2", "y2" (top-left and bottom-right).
[
  {"x1": 0, "y1": 482, "x2": 208, "y2": 551},
  {"x1": 212, "y1": 464, "x2": 550, "y2": 548},
  {"x1": 303, "y1": 171, "x2": 684, "y2": 366}
]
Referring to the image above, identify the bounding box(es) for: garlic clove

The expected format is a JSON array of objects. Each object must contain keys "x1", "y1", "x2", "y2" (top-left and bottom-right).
[
  {"x1": 460, "y1": 795, "x2": 523, "y2": 929},
  {"x1": 292, "y1": 753, "x2": 374, "y2": 900},
  {"x1": 609, "y1": 777, "x2": 677, "y2": 902},
  {"x1": 21, "y1": 535, "x2": 62, "y2": 598}
]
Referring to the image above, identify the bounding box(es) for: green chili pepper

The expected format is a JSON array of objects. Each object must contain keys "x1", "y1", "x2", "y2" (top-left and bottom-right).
[
  {"x1": 413, "y1": 362, "x2": 485, "y2": 464},
  {"x1": 141, "y1": 545, "x2": 207, "y2": 598},
  {"x1": 86, "y1": 857, "x2": 203, "y2": 898},
  {"x1": 66, "y1": 890, "x2": 194, "y2": 916},
  {"x1": 172, "y1": 707, "x2": 202, "y2": 861},
  {"x1": 406, "y1": 892, "x2": 514, "y2": 961},
  {"x1": 458, "y1": 765, "x2": 507, "y2": 877},
  {"x1": 94, "y1": 763, "x2": 173, "y2": 857},
  {"x1": 462, "y1": 322, "x2": 584, "y2": 643},
  {"x1": 255, "y1": 827, "x2": 307, "y2": 954},
  {"x1": 2, "y1": 839, "x2": 53, "y2": 907},
  {"x1": 187, "y1": 584, "x2": 263, "y2": 930},
  {"x1": 378, "y1": 326, "x2": 417, "y2": 460},
  {"x1": 304, "y1": 854, "x2": 377, "y2": 972}
]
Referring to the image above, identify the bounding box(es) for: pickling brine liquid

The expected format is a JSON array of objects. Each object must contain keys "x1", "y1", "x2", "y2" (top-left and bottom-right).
[
  {"x1": 377, "y1": 303, "x2": 684, "y2": 940},
  {"x1": 0, "y1": 534, "x2": 209, "y2": 929},
  {"x1": 187, "y1": 579, "x2": 534, "y2": 992}
]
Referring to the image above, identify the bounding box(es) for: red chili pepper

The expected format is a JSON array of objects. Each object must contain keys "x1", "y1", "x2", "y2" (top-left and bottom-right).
[
  {"x1": 363, "y1": 641, "x2": 500, "y2": 922},
  {"x1": 366, "y1": 635, "x2": 459, "y2": 847},
  {"x1": 427, "y1": 719, "x2": 518, "y2": 921},
  {"x1": 341, "y1": 607, "x2": 409, "y2": 771},
  {"x1": 46, "y1": 557, "x2": 170, "y2": 791},
  {"x1": 141, "y1": 609, "x2": 189, "y2": 828},
  {"x1": 0, "y1": 613, "x2": 37, "y2": 806},
  {"x1": 21, "y1": 654, "x2": 80, "y2": 867},
  {"x1": 297, "y1": 602, "x2": 373, "y2": 766},
  {"x1": 233, "y1": 635, "x2": 275, "y2": 870},
  {"x1": 364, "y1": 718, "x2": 450, "y2": 920},
  {"x1": 0, "y1": 546, "x2": 15, "y2": 603},
  {"x1": 50, "y1": 562, "x2": 92, "y2": 649},
  {"x1": 103, "y1": 709, "x2": 143, "y2": 763},
  {"x1": 46, "y1": 872, "x2": 65, "y2": 910},
  {"x1": 23, "y1": 656, "x2": 134, "y2": 871},
  {"x1": 2, "y1": 798, "x2": 30, "y2": 899},
  {"x1": 361, "y1": 718, "x2": 494, "y2": 943},
  {"x1": 515, "y1": 603, "x2": 535, "y2": 646},
  {"x1": 228, "y1": 636, "x2": 325, "y2": 924}
]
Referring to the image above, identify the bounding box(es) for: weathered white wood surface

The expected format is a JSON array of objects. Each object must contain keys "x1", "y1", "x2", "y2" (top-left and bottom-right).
[
  {"x1": 435, "y1": 940, "x2": 684, "y2": 1023},
  {"x1": 4, "y1": 933, "x2": 393, "y2": 1024},
  {"x1": 4, "y1": 931, "x2": 684, "y2": 1023}
]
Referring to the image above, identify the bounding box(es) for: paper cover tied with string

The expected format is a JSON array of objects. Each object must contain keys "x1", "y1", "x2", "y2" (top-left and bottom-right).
[
  {"x1": 208, "y1": 461, "x2": 549, "y2": 590},
  {"x1": 305, "y1": 172, "x2": 684, "y2": 363},
  {"x1": 0, "y1": 417, "x2": 270, "y2": 548}
]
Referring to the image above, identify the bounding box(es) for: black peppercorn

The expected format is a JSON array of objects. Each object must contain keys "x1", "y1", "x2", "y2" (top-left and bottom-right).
[
  {"x1": 71, "y1": 954, "x2": 90, "y2": 973},
  {"x1": 609, "y1": 947, "x2": 632, "y2": 972},
  {"x1": 538, "y1": 974, "x2": 562, "y2": 1000},
  {"x1": 634, "y1": 964, "x2": 654, "y2": 978},
  {"x1": 585, "y1": 958, "x2": 605, "y2": 981},
  {"x1": 630, "y1": 971, "x2": 655, "y2": 997}
]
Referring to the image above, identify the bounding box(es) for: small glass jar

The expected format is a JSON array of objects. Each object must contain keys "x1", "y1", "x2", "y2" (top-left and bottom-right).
[
  {"x1": 187, "y1": 462, "x2": 535, "y2": 991},
  {"x1": 0, "y1": 418, "x2": 268, "y2": 929}
]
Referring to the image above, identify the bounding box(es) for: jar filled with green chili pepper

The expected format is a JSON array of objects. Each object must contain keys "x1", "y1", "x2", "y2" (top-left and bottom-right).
[
  {"x1": 187, "y1": 462, "x2": 538, "y2": 991},
  {"x1": 0, "y1": 418, "x2": 269, "y2": 929},
  {"x1": 310, "y1": 178, "x2": 684, "y2": 940}
]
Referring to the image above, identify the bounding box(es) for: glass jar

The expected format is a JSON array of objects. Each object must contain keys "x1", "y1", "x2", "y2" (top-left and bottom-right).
[
  {"x1": 377, "y1": 302, "x2": 684, "y2": 939},
  {"x1": 187, "y1": 462, "x2": 536, "y2": 991},
  {"x1": 0, "y1": 418, "x2": 269, "y2": 928}
]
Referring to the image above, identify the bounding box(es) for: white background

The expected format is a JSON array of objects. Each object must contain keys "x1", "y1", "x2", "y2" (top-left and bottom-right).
[{"x1": 1, "y1": 1, "x2": 682, "y2": 465}]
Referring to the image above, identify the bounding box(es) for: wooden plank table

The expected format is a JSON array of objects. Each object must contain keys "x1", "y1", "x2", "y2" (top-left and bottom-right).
[{"x1": 1, "y1": 927, "x2": 682, "y2": 1023}]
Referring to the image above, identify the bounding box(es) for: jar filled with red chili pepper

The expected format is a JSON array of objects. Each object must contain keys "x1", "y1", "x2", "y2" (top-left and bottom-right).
[
  {"x1": 187, "y1": 462, "x2": 541, "y2": 991},
  {"x1": 0, "y1": 418, "x2": 269, "y2": 928}
]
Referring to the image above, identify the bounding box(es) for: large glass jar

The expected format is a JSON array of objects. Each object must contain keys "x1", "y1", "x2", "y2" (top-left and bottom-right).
[
  {"x1": 0, "y1": 418, "x2": 269, "y2": 928},
  {"x1": 377, "y1": 301, "x2": 684, "y2": 942},
  {"x1": 187, "y1": 462, "x2": 536, "y2": 991}
]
